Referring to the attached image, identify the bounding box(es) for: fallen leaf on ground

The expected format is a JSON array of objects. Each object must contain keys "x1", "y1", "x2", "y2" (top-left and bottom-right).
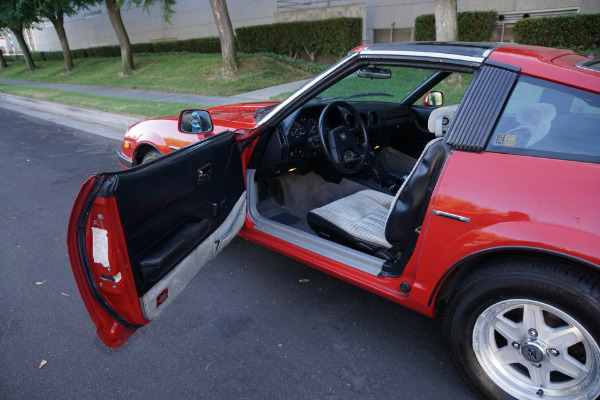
[
  {"x1": 39, "y1": 360, "x2": 47, "y2": 369},
  {"x1": 61, "y1": 293, "x2": 69, "y2": 297},
  {"x1": 36, "y1": 281, "x2": 46, "y2": 285},
  {"x1": 298, "y1": 279, "x2": 309, "y2": 283}
]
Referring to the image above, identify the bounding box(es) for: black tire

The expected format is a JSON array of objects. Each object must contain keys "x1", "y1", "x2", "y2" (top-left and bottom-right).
[
  {"x1": 141, "y1": 149, "x2": 162, "y2": 165},
  {"x1": 444, "y1": 257, "x2": 600, "y2": 400}
]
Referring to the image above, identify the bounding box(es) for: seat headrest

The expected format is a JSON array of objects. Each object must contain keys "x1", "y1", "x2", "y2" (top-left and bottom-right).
[
  {"x1": 427, "y1": 104, "x2": 459, "y2": 137},
  {"x1": 516, "y1": 103, "x2": 556, "y2": 126}
]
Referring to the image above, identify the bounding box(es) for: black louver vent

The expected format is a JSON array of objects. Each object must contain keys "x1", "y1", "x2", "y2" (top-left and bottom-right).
[{"x1": 446, "y1": 65, "x2": 518, "y2": 152}]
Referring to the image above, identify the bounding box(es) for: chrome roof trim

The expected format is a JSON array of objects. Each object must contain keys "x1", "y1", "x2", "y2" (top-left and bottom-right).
[{"x1": 358, "y1": 49, "x2": 486, "y2": 64}]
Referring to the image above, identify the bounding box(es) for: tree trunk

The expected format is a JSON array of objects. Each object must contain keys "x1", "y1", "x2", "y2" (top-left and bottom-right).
[
  {"x1": 209, "y1": 0, "x2": 238, "y2": 75},
  {"x1": 105, "y1": 0, "x2": 135, "y2": 76},
  {"x1": 0, "y1": 49, "x2": 8, "y2": 69},
  {"x1": 48, "y1": 14, "x2": 74, "y2": 73},
  {"x1": 11, "y1": 27, "x2": 36, "y2": 71},
  {"x1": 434, "y1": 0, "x2": 458, "y2": 41}
]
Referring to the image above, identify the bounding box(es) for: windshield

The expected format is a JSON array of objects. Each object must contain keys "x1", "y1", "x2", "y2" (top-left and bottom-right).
[
  {"x1": 309, "y1": 66, "x2": 472, "y2": 106},
  {"x1": 310, "y1": 67, "x2": 435, "y2": 104}
]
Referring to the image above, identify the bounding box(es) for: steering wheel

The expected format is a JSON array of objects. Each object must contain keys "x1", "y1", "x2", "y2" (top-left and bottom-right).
[{"x1": 318, "y1": 101, "x2": 369, "y2": 174}]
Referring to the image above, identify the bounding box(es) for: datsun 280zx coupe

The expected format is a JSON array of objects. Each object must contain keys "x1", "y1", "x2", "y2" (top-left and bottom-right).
[{"x1": 68, "y1": 42, "x2": 600, "y2": 400}]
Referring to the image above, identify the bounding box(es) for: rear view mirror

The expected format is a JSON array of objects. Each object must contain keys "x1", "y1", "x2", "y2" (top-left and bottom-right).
[
  {"x1": 422, "y1": 91, "x2": 444, "y2": 107},
  {"x1": 179, "y1": 110, "x2": 213, "y2": 133},
  {"x1": 357, "y1": 67, "x2": 391, "y2": 79}
]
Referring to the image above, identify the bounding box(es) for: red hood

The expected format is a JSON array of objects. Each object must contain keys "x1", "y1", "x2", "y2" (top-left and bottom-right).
[
  {"x1": 141, "y1": 101, "x2": 279, "y2": 132},
  {"x1": 208, "y1": 101, "x2": 278, "y2": 130}
]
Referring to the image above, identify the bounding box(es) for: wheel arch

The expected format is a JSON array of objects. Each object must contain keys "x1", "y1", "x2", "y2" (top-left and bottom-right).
[
  {"x1": 133, "y1": 143, "x2": 162, "y2": 166},
  {"x1": 431, "y1": 246, "x2": 600, "y2": 315}
]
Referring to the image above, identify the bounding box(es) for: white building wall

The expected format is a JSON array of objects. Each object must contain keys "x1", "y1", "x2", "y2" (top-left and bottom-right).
[
  {"x1": 30, "y1": 0, "x2": 600, "y2": 52},
  {"x1": 32, "y1": 0, "x2": 278, "y2": 52}
]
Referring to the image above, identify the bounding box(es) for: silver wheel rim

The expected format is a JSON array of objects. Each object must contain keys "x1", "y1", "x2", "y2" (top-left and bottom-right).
[{"x1": 473, "y1": 299, "x2": 600, "y2": 399}]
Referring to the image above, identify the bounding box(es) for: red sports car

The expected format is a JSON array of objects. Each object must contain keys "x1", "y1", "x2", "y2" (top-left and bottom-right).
[{"x1": 68, "y1": 42, "x2": 600, "y2": 400}]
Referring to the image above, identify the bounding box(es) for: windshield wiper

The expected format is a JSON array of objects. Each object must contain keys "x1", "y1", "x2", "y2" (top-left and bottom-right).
[
  {"x1": 253, "y1": 104, "x2": 278, "y2": 118},
  {"x1": 313, "y1": 92, "x2": 394, "y2": 103}
]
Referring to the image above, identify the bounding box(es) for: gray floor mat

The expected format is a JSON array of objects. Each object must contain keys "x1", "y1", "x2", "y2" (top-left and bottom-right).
[
  {"x1": 255, "y1": 172, "x2": 368, "y2": 234},
  {"x1": 270, "y1": 212, "x2": 301, "y2": 226}
]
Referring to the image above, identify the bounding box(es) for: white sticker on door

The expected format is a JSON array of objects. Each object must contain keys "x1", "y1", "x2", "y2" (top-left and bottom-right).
[{"x1": 91, "y1": 227, "x2": 110, "y2": 268}]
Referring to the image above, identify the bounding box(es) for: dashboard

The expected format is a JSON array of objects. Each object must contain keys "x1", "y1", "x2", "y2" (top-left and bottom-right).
[{"x1": 257, "y1": 101, "x2": 413, "y2": 177}]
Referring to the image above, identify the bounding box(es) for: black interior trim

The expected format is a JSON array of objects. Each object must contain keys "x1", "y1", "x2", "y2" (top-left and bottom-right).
[
  {"x1": 100, "y1": 132, "x2": 245, "y2": 296},
  {"x1": 138, "y1": 219, "x2": 211, "y2": 282}
]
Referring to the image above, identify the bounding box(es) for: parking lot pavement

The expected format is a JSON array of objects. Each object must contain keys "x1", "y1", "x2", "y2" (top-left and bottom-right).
[{"x1": 0, "y1": 103, "x2": 476, "y2": 400}]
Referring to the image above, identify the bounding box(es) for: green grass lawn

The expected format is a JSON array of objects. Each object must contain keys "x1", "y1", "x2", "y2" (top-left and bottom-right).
[{"x1": 0, "y1": 53, "x2": 316, "y2": 96}]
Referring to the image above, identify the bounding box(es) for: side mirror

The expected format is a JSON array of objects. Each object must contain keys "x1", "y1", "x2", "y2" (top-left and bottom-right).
[
  {"x1": 179, "y1": 110, "x2": 213, "y2": 133},
  {"x1": 422, "y1": 91, "x2": 444, "y2": 107},
  {"x1": 357, "y1": 67, "x2": 392, "y2": 79}
]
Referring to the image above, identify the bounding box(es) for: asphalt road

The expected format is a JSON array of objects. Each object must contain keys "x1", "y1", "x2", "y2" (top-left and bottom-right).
[{"x1": 0, "y1": 106, "x2": 477, "y2": 400}]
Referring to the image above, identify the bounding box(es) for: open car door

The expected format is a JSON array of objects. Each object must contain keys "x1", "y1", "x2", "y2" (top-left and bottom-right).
[{"x1": 67, "y1": 132, "x2": 246, "y2": 348}]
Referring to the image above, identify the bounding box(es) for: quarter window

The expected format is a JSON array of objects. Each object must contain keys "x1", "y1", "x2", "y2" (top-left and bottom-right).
[{"x1": 487, "y1": 76, "x2": 600, "y2": 163}]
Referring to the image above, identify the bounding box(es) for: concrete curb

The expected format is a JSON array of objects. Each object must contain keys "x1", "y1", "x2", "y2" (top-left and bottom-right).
[{"x1": 0, "y1": 93, "x2": 143, "y2": 132}]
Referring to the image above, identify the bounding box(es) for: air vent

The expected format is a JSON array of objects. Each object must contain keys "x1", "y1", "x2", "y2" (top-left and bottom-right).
[
  {"x1": 446, "y1": 65, "x2": 518, "y2": 152},
  {"x1": 277, "y1": 126, "x2": 286, "y2": 144},
  {"x1": 368, "y1": 111, "x2": 380, "y2": 126}
]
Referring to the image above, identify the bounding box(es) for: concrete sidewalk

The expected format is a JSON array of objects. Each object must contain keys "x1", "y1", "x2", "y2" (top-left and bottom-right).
[{"x1": 0, "y1": 78, "x2": 310, "y2": 137}]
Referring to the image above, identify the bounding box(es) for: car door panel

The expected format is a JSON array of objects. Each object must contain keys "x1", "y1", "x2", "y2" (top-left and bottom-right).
[{"x1": 67, "y1": 131, "x2": 246, "y2": 347}]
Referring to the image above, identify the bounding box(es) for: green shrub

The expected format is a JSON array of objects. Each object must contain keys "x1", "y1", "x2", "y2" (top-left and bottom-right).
[
  {"x1": 151, "y1": 40, "x2": 179, "y2": 53},
  {"x1": 516, "y1": 14, "x2": 600, "y2": 49},
  {"x1": 458, "y1": 11, "x2": 497, "y2": 42},
  {"x1": 152, "y1": 37, "x2": 221, "y2": 53},
  {"x1": 72, "y1": 48, "x2": 87, "y2": 59},
  {"x1": 236, "y1": 18, "x2": 362, "y2": 60},
  {"x1": 87, "y1": 45, "x2": 121, "y2": 57},
  {"x1": 131, "y1": 42, "x2": 155, "y2": 54},
  {"x1": 414, "y1": 14, "x2": 435, "y2": 41},
  {"x1": 42, "y1": 51, "x2": 65, "y2": 61},
  {"x1": 415, "y1": 10, "x2": 497, "y2": 41},
  {"x1": 181, "y1": 37, "x2": 221, "y2": 53},
  {"x1": 31, "y1": 50, "x2": 78, "y2": 62},
  {"x1": 65, "y1": 36, "x2": 221, "y2": 60},
  {"x1": 30, "y1": 51, "x2": 45, "y2": 61}
]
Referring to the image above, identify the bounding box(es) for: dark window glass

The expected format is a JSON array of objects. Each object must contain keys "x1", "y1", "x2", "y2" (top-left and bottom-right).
[{"x1": 486, "y1": 76, "x2": 600, "y2": 163}]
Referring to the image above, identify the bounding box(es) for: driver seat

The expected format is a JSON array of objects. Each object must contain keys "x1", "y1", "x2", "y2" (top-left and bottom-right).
[{"x1": 307, "y1": 138, "x2": 446, "y2": 256}]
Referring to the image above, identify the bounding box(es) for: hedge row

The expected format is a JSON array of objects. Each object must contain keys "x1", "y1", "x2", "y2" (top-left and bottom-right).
[
  {"x1": 236, "y1": 17, "x2": 361, "y2": 60},
  {"x1": 516, "y1": 14, "x2": 600, "y2": 49},
  {"x1": 30, "y1": 36, "x2": 221, "y2": 61},
  {"x1": 30, "y1": 18, "x2": 360, "y2": 63},
  {"x1": 414, "y1": 10, "x2": 497, "y2": 42}
]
